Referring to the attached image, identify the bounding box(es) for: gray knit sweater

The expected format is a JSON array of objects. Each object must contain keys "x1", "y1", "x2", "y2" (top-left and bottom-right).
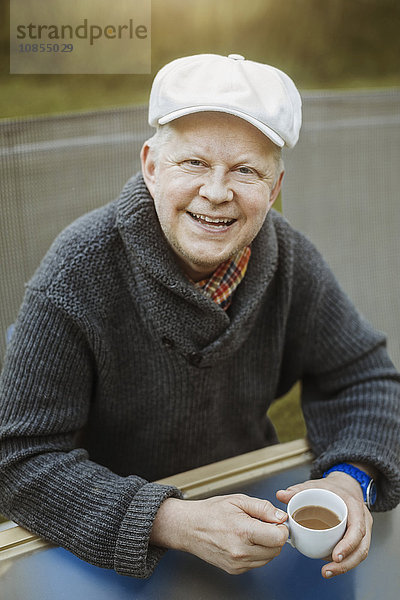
[{"x1": 1, "y1": 174, "x2": 400, "y2": 578}]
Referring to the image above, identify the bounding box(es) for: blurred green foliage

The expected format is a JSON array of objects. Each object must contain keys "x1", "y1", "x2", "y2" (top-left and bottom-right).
[
  {"x1": 1, "y1": 0, "x2": 399, "y2": 118},
  {"x1": 268, "y1": 383, "x2": 306, "y2": 443}
]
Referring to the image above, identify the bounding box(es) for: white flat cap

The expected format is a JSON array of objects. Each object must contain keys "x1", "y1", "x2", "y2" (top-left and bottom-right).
[{"x1": 148, "y1": 53, "x2": 302, "y2": 148}]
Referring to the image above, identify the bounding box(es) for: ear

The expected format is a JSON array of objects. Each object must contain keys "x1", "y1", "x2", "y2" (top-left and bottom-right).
[
  {"x1": 268, "y1": 170, "x2": 285, "y2": 209},
  {"x1": 140, "y1": 140, "x2": 157, "y2": 198}
]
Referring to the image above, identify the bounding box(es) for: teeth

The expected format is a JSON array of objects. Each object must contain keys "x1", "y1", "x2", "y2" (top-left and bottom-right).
[{"x1": 190, "y1": 212, "x2": 234, "y2": 224}]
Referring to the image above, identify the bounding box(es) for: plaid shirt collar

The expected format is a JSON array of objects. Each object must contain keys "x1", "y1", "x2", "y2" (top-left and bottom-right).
[{"x1": 192, "y1": 246, "x2": 251, "y2": 310}]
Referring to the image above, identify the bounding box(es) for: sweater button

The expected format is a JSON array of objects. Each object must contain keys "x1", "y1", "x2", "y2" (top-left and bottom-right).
[
  {"x1": 188, "y1": 352, "x2": 202, "y2": 366},
  {"x1": 162, "y1": 336, "x2": 175, "y2": 349}
]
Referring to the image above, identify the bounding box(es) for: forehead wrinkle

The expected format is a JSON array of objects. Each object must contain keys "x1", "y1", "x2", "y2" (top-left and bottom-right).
[{"x1": 177, "y1": 111, "x2": 274, "y2": 142}]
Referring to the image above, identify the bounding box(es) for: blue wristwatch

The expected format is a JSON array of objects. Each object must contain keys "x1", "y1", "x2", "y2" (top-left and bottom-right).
[{"x1": 323, "y1": 463, "x2": 377, "y2": 509}]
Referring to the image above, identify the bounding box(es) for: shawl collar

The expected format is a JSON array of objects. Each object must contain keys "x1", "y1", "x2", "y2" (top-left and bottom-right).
[{"x1": 116, "y1": 174, "x2": 279, "y2": 366}]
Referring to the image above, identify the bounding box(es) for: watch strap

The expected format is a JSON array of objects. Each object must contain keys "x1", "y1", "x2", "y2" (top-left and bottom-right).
[{"x1": 323, "y1": 462, "x2": 377, "y2": 508}]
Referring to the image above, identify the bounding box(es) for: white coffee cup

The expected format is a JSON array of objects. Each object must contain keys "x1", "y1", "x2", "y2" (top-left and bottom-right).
[{"x1": 285, "y1": 488, "x2": 348, "y2": 559}]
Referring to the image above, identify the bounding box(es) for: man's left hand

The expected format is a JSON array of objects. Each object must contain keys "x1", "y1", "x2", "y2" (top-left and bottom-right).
[{"x1": 276, "y1": 472, "x2": 373, "y2": 579}]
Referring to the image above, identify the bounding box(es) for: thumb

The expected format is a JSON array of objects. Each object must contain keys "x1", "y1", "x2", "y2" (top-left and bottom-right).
[
  {"x1": 239, "y1": 496, "x2": 287, "y2": 524},
  {"x1": 276, "y1": 487, "x2": 299, "y2": 504}
]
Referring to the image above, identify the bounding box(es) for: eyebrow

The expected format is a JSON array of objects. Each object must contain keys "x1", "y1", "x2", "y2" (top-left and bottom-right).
[{"x1": 173, "y1": 147, "x2": 270, "y2": 166}]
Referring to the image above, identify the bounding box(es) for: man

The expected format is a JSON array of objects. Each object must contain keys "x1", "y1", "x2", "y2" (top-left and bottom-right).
[{"x1": 0, "y1": 54, "x2": 399, "y2": 581}]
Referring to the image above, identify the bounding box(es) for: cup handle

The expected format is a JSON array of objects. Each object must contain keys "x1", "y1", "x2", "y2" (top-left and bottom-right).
[{"x1": 283, "y1": 521, "x2": 294, "y2": 547}]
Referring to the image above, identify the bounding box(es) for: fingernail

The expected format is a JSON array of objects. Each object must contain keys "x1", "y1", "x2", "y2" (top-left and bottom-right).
[
  {"x1": 325, "y1": 570, "x2": 333, "y2": 579},
  {"x1": 337, "y1": 554, "x2": 344, "y2": 562},
  {"x1": 275, "y1": 510, "x2": 286, "y2": 520}
]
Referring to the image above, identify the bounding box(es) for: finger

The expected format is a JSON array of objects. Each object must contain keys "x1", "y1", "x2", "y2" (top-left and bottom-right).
[
  {"x1": 276, "y1": 488, "x2": 297, "y2": 503},
  {"x1": 248, "y1": 521, "x2": 289, "y2": 549},
  {"x1": 224, "y1": 523, "x2": 288, "y2": 570},
  {"x1": 276, "y1": 480, "x2": 316, "y2": 503},
  {"x1": 322, "y1": 532, "x2": 371, "y2": 579},
  {"x1": 239, "y1": 495, "x2": 288, "y2": 524},
  {"x1": 322, "y1": 506, "x2": 372, "y2": 578},
  {"x1": 331, "y1": 500, "x2": 372, "y2": 563},
  {"x1": 229, "y1": 558, "x2": 275, "y2": 575}
]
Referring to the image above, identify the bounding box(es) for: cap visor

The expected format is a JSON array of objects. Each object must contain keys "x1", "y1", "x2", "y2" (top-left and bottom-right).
[{"x1": 157, "y1": 106, "x2": 285, "y2": 147}]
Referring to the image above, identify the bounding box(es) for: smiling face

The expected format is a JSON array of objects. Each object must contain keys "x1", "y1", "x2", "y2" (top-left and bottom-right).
[{"x1": 141, "y1": 112, "x2": 284, "y2": 281}]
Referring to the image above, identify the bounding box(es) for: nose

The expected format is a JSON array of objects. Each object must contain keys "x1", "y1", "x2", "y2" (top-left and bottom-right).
[{"x1": 199, "y1": 168, "x2": 233, "y2": 204}]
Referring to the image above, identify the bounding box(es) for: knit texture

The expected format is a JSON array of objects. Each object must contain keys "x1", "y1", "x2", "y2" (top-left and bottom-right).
[{"x1": 1, "y1": 173, "x2": 400, "y2": 578}]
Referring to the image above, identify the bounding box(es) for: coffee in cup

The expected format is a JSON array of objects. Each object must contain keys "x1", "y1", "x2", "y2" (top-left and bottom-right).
[{"x1": 292, "y1": 505, "x2": 341, "y2": 530}]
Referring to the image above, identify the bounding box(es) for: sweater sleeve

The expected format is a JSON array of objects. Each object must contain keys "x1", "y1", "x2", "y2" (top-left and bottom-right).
[
  {"x1": 0, "y1": 288, "x2": 182, "y2": 578},
  {"x1": 296, "y1": 236, "x2": 400, "y2": 512}
]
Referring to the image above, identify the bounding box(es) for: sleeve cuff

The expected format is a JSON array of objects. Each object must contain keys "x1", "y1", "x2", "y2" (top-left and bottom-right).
[
  {"x1": 114, "y1": 482, "x2": 183, "y2": 578},
  {"x1": 309, "y1": 439, "x2": 400, "y2": 512}
]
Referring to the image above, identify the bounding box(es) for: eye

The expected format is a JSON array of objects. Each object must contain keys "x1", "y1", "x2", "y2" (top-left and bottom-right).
[
  {"x1": 182, "y1": 159, "x2": 206, "y2": 167},
  {"x1": 235, "y1": 165, "x2": 255, "y2": 175}
]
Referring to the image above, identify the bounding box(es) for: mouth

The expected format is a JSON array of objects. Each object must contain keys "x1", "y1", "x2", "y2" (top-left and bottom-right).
[{"x1": 187, "y1": 211, "x2": 237, "y2": 228}]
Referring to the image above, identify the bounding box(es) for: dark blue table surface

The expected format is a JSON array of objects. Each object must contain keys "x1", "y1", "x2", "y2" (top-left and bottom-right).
[{"x1": 2, "y1": 463, "x2": 399, "y2": 599}]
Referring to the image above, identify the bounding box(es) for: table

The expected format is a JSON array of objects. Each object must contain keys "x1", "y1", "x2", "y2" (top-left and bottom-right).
[{"x1": 1, "y1": 439, "x2": 399, "y2": 599}]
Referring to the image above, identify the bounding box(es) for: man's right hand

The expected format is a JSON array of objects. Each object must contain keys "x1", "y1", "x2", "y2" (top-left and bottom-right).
[{"x1": 150, "y1": 494, "x2": 288, "y2": 574}]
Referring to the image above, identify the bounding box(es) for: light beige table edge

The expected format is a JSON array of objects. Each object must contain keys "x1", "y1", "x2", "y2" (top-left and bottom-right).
[{"x1": 0, "y1": 438, "x2": 312, "y2": 561}]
